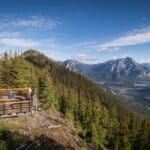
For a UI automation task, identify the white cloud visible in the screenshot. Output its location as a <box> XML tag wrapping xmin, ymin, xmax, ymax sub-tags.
<box><xmin>0</xmin><ymin>32</ymin><xmax>20</xmax><ymax>38</ymax></box>
<box><xmin>0</xmin><ymin>38</ymin><xmax>39</xmax><ymax>47</ymax></box>
<box><xmin>72</xmin><ymin>54</ymin><xmax>97</xmax><ymax>61</ymax></box>
<box><xmin>94</xmin><ymin>26</ymin><xmax>150</xmax><ymax>51</ymax></box>
<box><xmin>0</xmin><ymin>16</ymin><xmax>60</xmax><ymax>29</ymax></box>
<box><xmin>0</xmin><ymin>36</ymin><xmax>64</xmax><ymax>60</ymax></box>
<box><xmin>15</xmin><ymin>16</ymin><xmax>59</xmax><ymax>28</ymax></box>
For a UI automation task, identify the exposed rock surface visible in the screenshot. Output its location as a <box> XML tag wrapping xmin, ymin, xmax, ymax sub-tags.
<box><xmin>0</xmin><ymin>110</ymin><xmax>90</xmax><ymax>150</ymax></box>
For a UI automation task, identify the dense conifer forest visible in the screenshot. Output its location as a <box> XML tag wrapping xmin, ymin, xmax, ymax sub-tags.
<box><xmin>0</xmin><ymin>50</ymin><xmax>150</xmax><ymax>150</ymax></box>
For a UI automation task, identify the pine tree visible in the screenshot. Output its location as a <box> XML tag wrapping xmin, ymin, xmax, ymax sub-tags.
<box><xmin>120</xmin><ymin>118</ymin><xmax>131</xmax><ymax>150</ymax></box>
<box><xmin>11</xmin><ymin>56</ymin><xmax>30</xmax><ymax>87</ymax></box>
<box><xmin>38</xmin><ymin>71</ymin><xmax>57</xmax><ymax>109</ymax></box>
<box><xmin>136</xmin><ymin>119</ymin><xmax>150</xmax><ymax>150</ymax></box>
<box><xmin>1</xmin><ymin>52</ymin><xmax>13</xmax><ymax>88</ymax></box>
<box><xmin>45</xmin><ymin>76</ymin><xmax>57</xmax><ymax>109</ymax></box>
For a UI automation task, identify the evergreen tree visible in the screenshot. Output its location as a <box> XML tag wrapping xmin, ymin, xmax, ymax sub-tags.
<box><xmin>136</xmin><ymin>119</ymin><xmax>150</xmax><ymax>150</ymax></box>
<box><xmin>38</xmin><ymin>70</ymin><xmax>57</xmax><ymax>109</ymax></box>
<box><xmin>1</xmin><ymin>52</ymin><xmax>13</xmax><ymax>88</ymax></box>
<box><xmin>11</xmin><ymin>56</ymin><xmax>31</xmax><ymax>87</ymax></box>
<box><xmin>120</xmin><ymin>118</ymin><xmax>131</xmax><ymax>150</ymax></box>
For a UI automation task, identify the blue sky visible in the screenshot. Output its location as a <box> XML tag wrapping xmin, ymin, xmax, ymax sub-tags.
<box><xmin>0</xmin><ymin>0</ymin><xmax>150</xmax><ymax>63</ymax></box>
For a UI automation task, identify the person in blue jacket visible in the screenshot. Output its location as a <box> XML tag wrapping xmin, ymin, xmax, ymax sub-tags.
<box><xmin>8</xmin><ymin>91</ymin><xmax>14</xmax><ymax>99</ymax></box>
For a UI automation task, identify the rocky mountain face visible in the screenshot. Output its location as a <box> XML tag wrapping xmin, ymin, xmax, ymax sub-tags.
<box><xmin>62</xmin><ymin>60</ymin><xmax>81</xmax><ymax>72</ymax></box>
<box><xmin>62</xmin><ymin>57</ymin><xmax>150</xmax><ymax>83</ymax></box>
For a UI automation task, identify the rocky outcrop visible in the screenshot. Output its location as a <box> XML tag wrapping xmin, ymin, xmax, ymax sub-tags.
<box><xmin>0</xmin><ymin>110</ymin><xmax>90</xmax><ymax>150</ymax></box>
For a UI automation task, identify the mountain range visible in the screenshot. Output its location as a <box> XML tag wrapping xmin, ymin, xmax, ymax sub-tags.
<box><xmin>62</xmin><ymin>57</ymin><xmax>150</xmax><ymax>83</ymax></box>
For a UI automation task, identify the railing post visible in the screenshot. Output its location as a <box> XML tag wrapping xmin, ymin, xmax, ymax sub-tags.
<box><xmin>3</xmin><ymin>102</ymin><xmax>5</xmax><ymax>115</ymax></box>
<box><xmin>20</xmin><ymin>102</ymin><xmax>22</xmax><ymax>113</ymax></box>
<box><xmin>29</xmin><ymin>101</ymin><xmax>31</xmax><ymax>112</ymax></box>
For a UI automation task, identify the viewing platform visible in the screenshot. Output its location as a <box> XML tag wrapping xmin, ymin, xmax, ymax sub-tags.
<box><xmin>0</xmin><ymin>88</ymin><xmax>34</xmax><ymax>118</ymax></box>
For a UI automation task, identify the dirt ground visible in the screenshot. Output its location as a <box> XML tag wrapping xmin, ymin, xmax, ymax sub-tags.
<box><xmin>0</xmin><ymin>110</ymin><xmax>90</xmax><ymax>150</ymax></box>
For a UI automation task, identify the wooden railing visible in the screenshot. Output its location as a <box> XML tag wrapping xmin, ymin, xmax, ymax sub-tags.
<box><xmin>0</xmin><ymin>100</ymin><xmax>31</xmax><ymax>116</ymax></box>
<box><xmin>0</xmin><ymin>88</ymin><xmax>32</xmax><ymax>96</ymax></box>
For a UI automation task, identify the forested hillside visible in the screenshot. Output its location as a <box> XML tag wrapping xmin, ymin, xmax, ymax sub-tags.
<box><xmin>0</xmin><ymin>50</ymin><xmax>150</xmax><ymax>150</ymax></box>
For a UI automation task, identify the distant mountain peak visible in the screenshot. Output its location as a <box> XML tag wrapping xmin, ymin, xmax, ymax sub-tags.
<box><xmin>125</xmin><ymin>56</ymin><xmax>133</xmax><ymax>60</ymax></box>
<box><xmin>124</xmin><ymin>57</ymin><xmax>135</xmax><ymax>64</ymax></box>
<box><xmin>111</xmin><ymin>57</ymin><xmax>135</xmax><ymax>64</ymax></box>
<box><xmin>62</xmin><ymin>57</ymin><xmax>150</xmax><ymax>82</ymax></box>
<box><xmin>62</xmin><ymin>59</ymin><xmax>80</xmax><ymax>72</ymax></box>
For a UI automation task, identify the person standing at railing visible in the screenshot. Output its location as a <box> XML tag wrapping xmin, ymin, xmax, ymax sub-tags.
<box><xmin>7</xmin><ymin>91</ymin><xmax>14</xmax><ymax>109</ymax></box>
<box><xmin>8</xmin><ymin>91</ymin><xmax>14</xmax><ymax>99</ymax></box>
